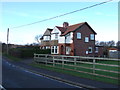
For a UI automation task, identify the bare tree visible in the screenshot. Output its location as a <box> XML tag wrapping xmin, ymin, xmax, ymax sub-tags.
<box><xmin>35</xmin><ymin>35</ymin><xmax>42</xmax><ymax>43</ymax></box>
<box><xmin>96</xmin><ymin>40</ymin><xmax>115</xmax><ymax>47</ymax></box>
<box><xmin>107</xmin><ymin>40</ymin><xmax>115</xmax><ymax>47</ymax></box>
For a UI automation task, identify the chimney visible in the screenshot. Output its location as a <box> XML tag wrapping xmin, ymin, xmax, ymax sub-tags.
<box><xmin>63</xmin><ymin>22</ymin><xmax>69</xmax><ymax>28</ymax></box>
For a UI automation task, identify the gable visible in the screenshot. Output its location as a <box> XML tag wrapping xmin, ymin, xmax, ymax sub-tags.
<box><xmin>61</xmin><ymin>22</ymin><xmax>85</xmax><ymax>36</ymax></box>
<box><xmin>83</xmin><ymin>22</ymin><xmax>97</xmax><ymax>34</ymax></box>
<box><xmin>51</xmin><ymin>26</ymin><xmax>61</xmax><ymax>34</ymax></box>
<box><xmin>43</xmin><ymin>28</ymin><xmax>53</xmax><ymax>36</ymax></box>
<box><xmin>74</xmin><ymin>22</ymin><xmax>97</xmax><ymax>35</ymax></box>
<box><xmin>61</xmin><ymin>22</ymin><xmax>97</xmax><ymax>36</ymax></box>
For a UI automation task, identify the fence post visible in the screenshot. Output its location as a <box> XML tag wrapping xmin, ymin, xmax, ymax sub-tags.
<box><xmin>45</xmin><ymin>54</ymin><xmax>48</xmax><ymax>58</ymax></box>
<box><xmin>62</xmin><ymin>56</ymin><xmax>64</xmax><ymax>68</ymax></box>
<box><xmin>34</xmin><ymin>53</ymin><xmax>35</xmax><ymax>62</ymax></box>
<box><xmin>45</xmin><ymin>54</ymin><xmax>47</xmax><ymax>65</ymax></box>
<box><xmin>93</xmin><ymin>58</ymin><xmax>96</xmax><ymax>74</ymax></box>
<box><xmin>53</xmin><ymin>56</ymin><xmax>55</xmax><ymax>67</ymax></box>
<box><xmin>74</xmin><ymin>57</ymin><xmax>76</xmax><ymax>70</ymax></box>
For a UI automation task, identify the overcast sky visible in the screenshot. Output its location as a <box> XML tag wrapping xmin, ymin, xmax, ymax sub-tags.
<box><xmin>0</xmin><ymin>1</ymin><xmax>118</xmax><ymax>45</ymax></box>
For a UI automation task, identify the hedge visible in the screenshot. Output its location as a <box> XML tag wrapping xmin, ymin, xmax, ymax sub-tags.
<box><xmin>9</xmin><ymin>46</ymin><xmax>51</xmax><ymax>58</ymax></box>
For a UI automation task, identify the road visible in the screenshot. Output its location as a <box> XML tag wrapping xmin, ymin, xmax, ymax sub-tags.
<box><xmin>2</xmin><ymin>59</ymin><xmax>82</xmax><ymax>89</ymax></box>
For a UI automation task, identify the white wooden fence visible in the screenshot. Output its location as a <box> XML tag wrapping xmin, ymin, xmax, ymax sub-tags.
<box><xmin>34</xmin><ymin>54</ymin><xmax>120</xmax><ymax>80</ymax></box>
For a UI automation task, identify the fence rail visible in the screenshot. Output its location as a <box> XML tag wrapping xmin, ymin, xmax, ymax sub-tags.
<box><xmin>34</xmin><ymin>54</ymin><xmax>120</xmax><ymax>80</ymax></box>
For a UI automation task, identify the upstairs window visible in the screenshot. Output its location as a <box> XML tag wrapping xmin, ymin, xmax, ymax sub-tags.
<box><xmin>90</xmin><ymin>34</ymin><xmax>94</xmax><ymax>40</ymax></box>
<box><xmin>85</xmin><ymin>37</ymin><xmax>89</xmax><ymax>42</ymax></box>
<box><xmin>77</xmin><ymin>32</ymin><xmax>81</xmax><ymax>39</ymax></box>
<box><xmin>44</xmin><ymin>36</ymin><xmax>50</xmax><ymax>40</ymax></box>
<box><xmin>55</xmin><ymin>34</ymin><xmax>58</xmax><ymax>40</ymax></box>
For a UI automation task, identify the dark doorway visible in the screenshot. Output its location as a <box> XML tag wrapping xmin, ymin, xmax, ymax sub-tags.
<box><xmin>61</xmin><ymin>45</ymin><xmax>64</xmax><ymax>55</ymax></box>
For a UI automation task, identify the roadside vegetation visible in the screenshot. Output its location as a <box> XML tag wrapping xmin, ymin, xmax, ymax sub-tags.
<box><xmin>2</xmin><ymin>46</ymin><xmax>119</xmax><ymax>85</ymax></box>
<box><xmin>4</xmin><ymin>46</ymin><xmax>50</xmax><ymax>59</ymax></box>
<box><xmin>30</xmin><ymin>60</ymin><xmax>120</xmax><ymax>85</ymax></box>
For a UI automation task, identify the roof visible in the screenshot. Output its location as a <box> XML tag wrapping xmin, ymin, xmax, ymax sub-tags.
<box><xmin>56</xmin><ymin>26</ymin><xmax>66</xmax><ymax>34</ymax></box>
<box><xmin>40</xmin><ymin>28</ymin><xmax>53</xmax><ymax>40</ymax></box>
<box><xmin>108</xmin><ymin>48</ymin><xmax>118</xmax><ymax>51</ymax></box>
<box><xmin>43</xmin><ymin>28</ymin><xmax>53</xmax><ymax>36</ymax></box>
<box><xmin>59</xmin><ymin>22</ymin><xmax>97</xmax><ymax>36</ymax></box>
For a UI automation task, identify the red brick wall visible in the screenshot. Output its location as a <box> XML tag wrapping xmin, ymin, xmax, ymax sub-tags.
<box><xmin>73</xmin><ymin>24</ymin><xmax>95</xmax><ymax>56</ymax></box>
<box><xmin>58</xmin><ymin>43</ymin><xmax>74</xmax><ymax>56</ymax></box>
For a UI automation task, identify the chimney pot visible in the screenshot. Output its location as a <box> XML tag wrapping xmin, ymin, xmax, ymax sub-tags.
<box><xmin>63</xmin><ymin>22</ymin><xmax>69</xmax><ymax>28</ymax></box>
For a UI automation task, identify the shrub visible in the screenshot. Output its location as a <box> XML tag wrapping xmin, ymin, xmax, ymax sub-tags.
<box><xmin>9</xmin><ymin>46</ymin><xmax>51</xmax><ymax>58</ymax></box>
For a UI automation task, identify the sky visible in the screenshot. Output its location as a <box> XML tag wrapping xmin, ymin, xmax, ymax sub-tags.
<box><xmin>0</xmin><ymin>0</ymin><xmax>118</xmax><ymax>45</ymax></box>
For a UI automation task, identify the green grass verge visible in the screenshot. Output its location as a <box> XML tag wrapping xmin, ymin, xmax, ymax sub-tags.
<box><xmin>30</xmin><ymin>62</ymin><xmax>119</xmax><ymax>85</ymax></box>
<box><xmin>3</xmin><ymin>53</ymin><xmax>22</xmax><ymax>61</ymax></box>
<box><xmin>3</xmin><ymin>53</ymin><xmax>119</xmax><ymax>85</ymax></box>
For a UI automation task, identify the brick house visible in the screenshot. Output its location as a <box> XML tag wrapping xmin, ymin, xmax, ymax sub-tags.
<box><xmin>40</xmin><ymin>22</ymin><xmax>103</xmax><ymax>57</ymax></box>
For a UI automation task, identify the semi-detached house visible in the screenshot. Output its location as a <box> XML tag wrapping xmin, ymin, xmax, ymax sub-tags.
<box><xmin>40</xmin><ymin>22</ymin><xmax>103</xmax><ymax>57</ymax></box>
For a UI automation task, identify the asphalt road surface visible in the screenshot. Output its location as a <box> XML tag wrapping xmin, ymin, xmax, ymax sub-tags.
<box><xmin>2</xmin><ymin>59</ymin><xmax>82</xmax><ymax>89</ymax></box>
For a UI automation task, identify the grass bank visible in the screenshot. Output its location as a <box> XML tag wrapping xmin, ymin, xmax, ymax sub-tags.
<box><xmin>30</xmin><ymin>62</ymin><xmax>119</xmax><ymax>85</ymax></box>
<box><xmin>3</xmin><ymin>53</ymin><xmax>21</xmax><ymax>61</ymax></box>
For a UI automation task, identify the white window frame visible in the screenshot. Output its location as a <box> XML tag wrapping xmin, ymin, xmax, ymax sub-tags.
<box><xmin>77</xmin><ymin>32</ymin><xmax>81</xmax><ymax>39</ymax></box>
<box><xmin>44</xmin><ymin>36</ymin><xmax>50</xmax><ymax>41</ymax></box>
<box><xmin>95</xmin><ymin>47</ymin><xmax>98</xmax><ymax>53</ymax></box>
<box><xmin>51</xmin><ymin>46</ymin><xmax>54</xmax><ymax>54</ymax></box>
<box><xmin>55</xmin><ymin>46</ymin><xmax>58</xmax><ymax>54</ymax></box>
<box><xmin>55</xmin><ymin>34</ymin><xmax>58</xmax><ymax>40</ymax></box>
<box><xmin>85</xmin><ymin>37</ymin><xmax>89</xmax><ymax>42</ymax></box>
<box><xmin>90</xmin><ymin>34</ymin><xmax>94</xmax><ymax>40</ymax></box>
<box><xmin>88</xmin><ymin>47</ymin><xmax>92</xmax><ymax>53</ymax></box>
<box><xmin>51</xmin><ymin>46</ymin><xmax>59</xmax><ymax>54</ymax></box>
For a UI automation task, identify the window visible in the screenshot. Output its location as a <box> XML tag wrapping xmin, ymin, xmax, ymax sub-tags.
<box><xmin>85</xmin><ymin>37</ymin><xmax>89</xmax><ymax>42</ymax></box>
<box><xmin>88</xmin><ymin>47</ymin><xmax>92</xmax><ymax>53</ymax></box>
<box><xmin>44</xmin><ymin>36</ymin><xmax>50</xmax><ymax>40</ymax></box>
<box><xmin>52</xmin><ymin>46</ymin><xmax>54</xmax><ymax>53</ymax></box>
<box><xmin>46</xmin><ymin>46</ymin><xmax>50</xmax><ymax>49</ymax></box>
<box><xmin>95</xmin><ymin>47</ymin><xmax>98</xmax><ymax>53</ymax></box>
<box><xmin>51</xmin><ymin>46</ymin><xmax>58</xmax><ymax>54</ymax></box>
<box><xmin>55</xmin><ymin>34</ymin><xmax>58</xmax><ymax>40</ymax></box>
<box><xmin>55</xmin><ymin>46</ymin><xmax>58</xmax><ymax>53</ymax></box>
<box><xmin>77</xmin><ymin>32</ymin><xmax>81</xmax><ymax>39</ymax></box>
<box><xmin>86</xmin><ymin>51</ymin><xmax>88</xmax><ymax>54</ymax></box>
<box><xmin>90</xmin><ymin>34</ymin><xmax>94</xmax><ymax>40</ymax></box>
